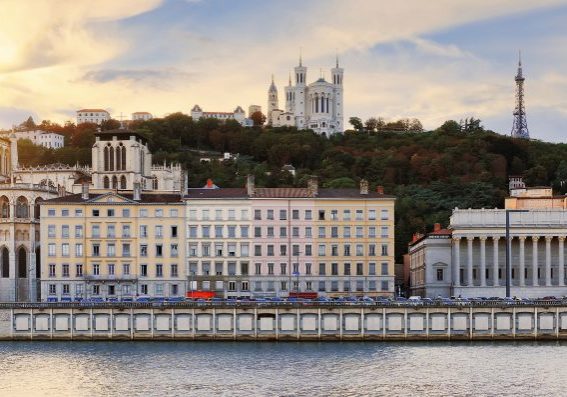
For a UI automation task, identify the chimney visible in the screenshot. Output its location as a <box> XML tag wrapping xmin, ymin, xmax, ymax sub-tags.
<box><xmin>246</xmin><ymin>175</ymin><xmax>255</xmax><ymax>197</ymax></box>
<box><xmin>433</xmin><ymin>223</ymin><xmax>441</xmax><ymax>232</ymax></box>
<box><xmin>81</xmin><ymin>183</ymin><xmax>89</xmax><ymax>200</ymax></box>
<box><xmin>133</xmin><ymin>182</ymin><xmax>141</xmax><ymax>201</ymax></box>
<box><xmin>376</xmin><ymin>185</ymin><xmax>384</xmax><ymax>195</ymax></box>
<box><xmin>307</xmin><ymin>176</ymin><xmax>318</xmax><ymax>197</ymax></box>
<box><xmin>359</xmin><ymin>179</ymin><xmax>369</xmax><ymax>195</ymax></box>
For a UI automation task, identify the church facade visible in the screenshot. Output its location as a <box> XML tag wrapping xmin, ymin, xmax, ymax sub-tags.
<box><xmin>268</xmin><ymin>57</ymin><xmax>344</xmax><ymax>136</ymax></box>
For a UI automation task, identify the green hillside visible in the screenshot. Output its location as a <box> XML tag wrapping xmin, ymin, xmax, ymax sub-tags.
<box><xmin>12</xmin><ymin>115</ymin><xmax>567</xmax><ymax>261</ymax></box>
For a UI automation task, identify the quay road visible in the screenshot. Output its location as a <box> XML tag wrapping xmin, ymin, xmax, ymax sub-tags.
<box><xmin>2</xmin><ymin>300</ymin><xmax>567</xmax><ymax>341</ymax></box>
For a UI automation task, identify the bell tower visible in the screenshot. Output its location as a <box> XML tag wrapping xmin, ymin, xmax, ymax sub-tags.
<box><xmin>267</xmin><ymin>75</ymin><xmax>278</xmax><ymax>125</ymax></box>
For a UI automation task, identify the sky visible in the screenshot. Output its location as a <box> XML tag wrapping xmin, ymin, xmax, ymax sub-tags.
<box><xmin>1</xmin><ymin>0</ymin><xmax>567</xmax><ymax>142</ymax></box>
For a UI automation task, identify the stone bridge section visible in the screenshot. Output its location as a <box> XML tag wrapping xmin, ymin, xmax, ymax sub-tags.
<box><xmin>1</xmin><ymin>305</ymin><xmax>567</xmax><ymax>340</ymax></box>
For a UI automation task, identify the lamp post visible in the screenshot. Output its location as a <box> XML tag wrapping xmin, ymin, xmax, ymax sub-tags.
<box><xmin>505</xmin><ymin>209</ymin><xmax>529</xmax><ymax>298</ymax></box>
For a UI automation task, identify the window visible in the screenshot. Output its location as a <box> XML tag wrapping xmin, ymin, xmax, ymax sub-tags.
<box><xmin>92</xmin><ymin>209</ymin><xmax>100</xmax><ymax>217</ymax></box>
<box><xmin>107</xmin><ymin>209</ymin><xmax>115</xmax><ymax>217</ymax></box>
<box><xmin>280</xmin><ymin>263</ymin><xmax>287</xmax><ymax>275</ymax></box>
<box><xmin>49</xmin><ymin>284</ymin><xmax>56</xmax><ymax>295</ymax></box>
<box><xmin>305</xmin><ymin>210</ymin><xmax>312</xmax><ymax>220</ymax></box>
<box><xmin>48</xmin><ymin>264</ymin><xmax>56</xmax><ymax>277</ymax></box>
<box><xmin>202</xmin><ymin>226</ymin><xmax>210</xmax><ymax>238</ymax></box>
<box><xmin>60</xmin><ymin>243</ymin><xmax>69</xmax><ymax>257</ymax></box>
<box><xmin>107</xmin><ymin>224</ymin><xmax>115</xmax><ymax>238</ymax></box>
<box><xmin>228</xmin><ymin>226</ymin><xmax>236</xmax><ymax>238</ymax></box>
<box><xmin>267</xmin><ymin>209</ymin><xmax>274</xmax><ymax>220</ymax></box>
<box><xmin>267</xmin><ymin>245</ymin><xmax>274</xmax><ymax>256</ymax></box>
<box><xmin>292</xmin><ymin>227</ymin><xmax>300</xmax><ymax>237</ymax></box>
<box><xmin>437</xmin><ymin>268</ymin><xmax>444</xmax><ymax>281</ymax></box>
<box><xmin>381</xmin><ymin>281</ymin><xmax>389</xmax><ymax>291</ymax></box>
<box><xmin>156</xmin><ymin>244</ymin><xmax>163</xmax><ymax>257</ymax></box>
<box><xmin>255</xmin><ymin>227</ymin><xmax>262</xmax><ymax>238</ymax></box>
<box><xmin>156</xmin><ymin>264</ymin><xmax>163</xmax><ymax>277</ymax></box>
<box><xmin>92</xmin><ymin>225</ymin><xmax>100</xmax><ymax>238</ymax></box>
<box><xmin>107</xmin><ymin>243</ymin><xmax>115</xmax><ymax>257</ymax></box>
<box><xmin>215</xmin><ymin>209</ymin><xmax>222</xmax><ymax>220</ymax></box>
<box><xmin>268</xmin><ymin>263</ymin><xmax>274</xmax><ymax>275</ymax></box>
<box><xmin>140</xmin><ymin>245</ymin><xmax>148</xmax><ymax>257</ymax></box>
<box><xmin>305</xmin><ymin>227</ymin><xmax>312</xmax><ymax>238</ymax></box>
<box><xmin>75</xmin><ymin>209</ymin><xmax>83</xmax><ymax>216</ymax></box>
<box><xmin>202</xmin><ymin>210</ymin><xmax>209</xmax><ymax>220</ymax></box>
<box><xmin>381</xmin><ymin>263</ymin><xmax>389</xmax><ymax>275</ymax></box>
<box><xmin>381</xmin><ymin>226</ymin><xmax>389</xmax><ymax>238</ymax></box>
<box><xmin>267</xmin><ymin>227</ymin><xmax>274</xmax><ymax>237</ymax></box>
<box><xmin>241</xmin><ymin>244</ymin><xmax>249</xmax><ymax>256</ymax></box>
<box><xmin>254</xmin><ymin>210</ymin><xmax>261</xmax><ymax>220</ymax></box>
<box><xmin>292</xmin><ymin>209</ymin><xmax>299</xmax><ymax>220</ymax></box>
<box><xmin>331</xmin><ymin>210</ymin><xmax>338</xmax><ymax>220</ymax></box>
<box><xmin>292</xmin><ymin>244</ymin><xmax>300</xmax><ymax>256</ymax></box>
<box><xmin>318</xmin><ymin>210</ymin><xmax>325</xmax><ymax>220</ymax></box>
<box><xmin>189</xmin><ymin>226</ymin><xmax>198</xmax><ymax>238</ymax></box>
<box><xmin>344</xmin><ymin>263</ymin><xmax>351</xmax><ymax>276</ymax></box>
<box><xmin>155</xmin><ymin>284</ymin><xmax>164</xmax><ymax>295</ymax></box>
<box><xmin>75</xmin><ymin>244</ymin><xmax>83</xmax><ymax>257</ymax></box>
<box><xmin>381</xmin><ymin>209</ymin><xmax>389</xmax><ymax>220</ymax></box>
<box><xmin>318</xmin><ymin>227</ymin><xmax>325</xmax><ymax>238</ymax></box>
<box><xmin>140</xmin><ymin>264</ymin><xmax>148</xmax><ymax>277</ymax></box>
<box><xmin>188</xmin><ymin>244</ymin><xmax>197</xmax><ymax>257</ymax></box>
<box><xmin>122</xmin><ymin>225</ymin><xmax>130</xmax><ymax>238</ymax></box>
<box><xmin>356</xmin><ymin>244</ymin><xmax>364</xmax><ymax>256</ymax></box>
<box><xmin>122</xmin><ymin>209</ymin><xmax>130</xmax><ymax>217</ymax></box>
<box><xmin>369</xmin><ymin>263</ymin><xmax>376</xmax><ymax>276</ymax></box>
<box><xmin>368</xmin><ymin>227</ymin><xmax>376</xmax><ymax>238</ymax></box>
<box><xmin>305</xmin><ymin>244</ymin><xmax>312</xmax><ymax>256</ymax></box>
<box><xmin>281</xmin><ymin>281</ymin><xmax>287</xmax><ymax>291</ymax></box>
<box><xmin>62</xmin><ymin>209</ymin><xmax>69</xmax><ymax>217</ymax></box>
<box><xmin>155</xmin><ymin>209</ymin><xmax>163</xmax><ymax>217</ymax></box>
<box><xmin>305</xmin><ymin>263</ymin><xmax>312</xmax><ymax>275</ymax></box>
<box><xmin>108</xmin><ymin>263</ymin><xmax>115</xmax><ymax>276</ymax></box>
<box><xmin>92</xmin><ymin>285</ymin><xmax>100</xmax><ymax>295</ymax></box>
<box><xmin>76</xmin><ymin>264</ymin><xmax>83</xmax><ymax>277</ymax></box>
<box><xmin>356</xmin><ymin>227</ymin><xmax>363</xmax><ymax>238</ymax></box>
<box><xmin>280</xmin><ymin>227</ymin><xmax>287</xmax><ymax>238</ymax></box>
<box><xmin>140</xmin><ymin>209</ymin><xmax>148</xmax><ymax>218</ymax></box>
<box><xmin>381</xmin><ymin>244</ymin><xmax>388</xmax><ymax>256</ymax></box>
<box><xmin>331</xmin><ymin>227</ymin><xmax>338</xmax><ymax>238</ymax></box>
<box><xmin>93</xmin><ymin>264</ymin><xmax>100</xmax><ymax>275</ymax></box>
<box><xmin>140</xmin><ymin>225</ymin><xmax>148</xmax><ymax>238</ymax></box>
<box><xmin>241</xmin><ymin>209</ymin><xmax>249</xmax><ymax>220</ymax></box>
<box><xmin>356</xmin><ymin>210</ymin><xmax>363</xmax><ymax>221</ymax></box>
<box><xmin>123</xmin><ymin>263</ymin><xmax>130</xmax><ymax>276</ymax></box>
<box><xmin>171</xmin><ymin>244</ymin><xmax>178</xmax><ymax>257</ymax></box>
<box><xmin>92</xmin><ymin>244</ymin><xmax>100</xmax><ymax>257</ymax></box>
<box><xmin>189</xmin><ymin>210</ymin><xmax>197</xmax><ymax>220</ymax></box>
<box><xmin>343</xmin><ymin>210</ymin><xmax>351</xmax><ymax>221</ymax></box>
<box><xmin>170</xmin><ymin>209</ymin><xmax>178</xmax><ymax>218</ymax></box>
<box><xmin>48</xmin><ymin>225</ymin><xmax>56</xmax><ymax>238</ymax></box>
<box><xmin>140</xmin><ymin>284</ymin><xmax>148</xmax><ymax>294</ymax></box>
<box><xmin>368</xmin><ymin>210</ymin><xmax>376</xmax><ymax>220</ymax></box>
<box><xmin>171</xmin><ymin>264</ymin><xmax>178</xmax><ymax>277</ymax></box>
<box><xmin>279</xmin><ymin>210</ymin><xmax>287</xmax><ymax>220</ymax></box>
<box><xmin>331</xmin><ymin>245</ymin><xmax>338</xmax><ymax>256</ymax></box>
<box><xmin>171</xmin><ymin>284</ymin><xmax>179</xmax><ymax>296</ymax></box>
<box><xmin>228</xmin><ymin>209</ymin><xmax>235</xmax><ymax>220</ymax></box>
<box><xmin>122</xmin><ymin>243</ymin><xmax>131</xmax><ymax>257</ymax></box>
<box><xmin>255</xmin><ymin>263</ymin><xmax>262</xmax><ymax>275</ymax></box>
<box><xmin>369</xmin><ymin>244</ymin><xmax>376</xmax><ymax>256</ymax></box>
<box><xmin>48</xmin><ymin>209</ymin><xmax>56</xmax><ymax>217</ymax></box>
<box><xmin>319</xmin><ymin>263</ymin><xmax>326</xmax><ymax>275</ymax></box>
<box><xmin>75</xmin><ymin>225</ymin><xmax>83</xmax><ymax>238</ymax></box>
<box><xmin>344</xmin><ymin>244</ymin><xmax>351</xmax><ymax>256</ymax></box>
<box><xmin>280</xmin><ymin>245</ymin><xmax>287</xmax><ymax>256</ymax></box>
<box><xmin>241</xmin><ymin>226</ymin><xmax>249</xmax><ymax>238</ymax></box>
<box><xmin>331</xmin><ymin>263</ymin><xmax>338</xmax><ymax>276</ymax></box>
<box><xmin>228</xmin><ymin>281</ymin><xmax>236</xmax><ymax>292</ymax></box>
<box><xmin>254</xmin><ymin>245</ymin><xmax>261</xmax><ymax>256</ymax></box>
<box><xmin>155</xmin><ymin>225</ymin><xmax>163</xmax><ymax>238</ymax></box>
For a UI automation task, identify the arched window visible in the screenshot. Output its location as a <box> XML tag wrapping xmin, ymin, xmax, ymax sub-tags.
<box><xmin>103</xmin><ymin>176</ymin><xmax>110</xmax><ymax>189</ymax></box>
<box><xmin>109</xmin><ymin>146</ymin><xmax>115</xmax><ymax>171</ymax></box>
<box><xmin>152</xmin><ymin>178</ymin><xmax>159</xmax><ymax>190</ymax></box>
<box><xmin>16</xmin><ymin>196</ymin><xmax>29</xmax><ymax>218</ymax></box>
<box><xmin>121</xmin><ymin>145</ymin><xmax>126</xmax><ymax>171</ymax></box>
<box><xmin>116</xmin><ymin>144</ymin><xmax>122</xmax><ymax>171</ymax></box>
<box><xmin>34</xmin><ymin>197</ymin><xmax>43</xmax><ymax>220</ymax></box>
<box><xmin>35</xmin><ymin>247</ymin><xmax>41</xmax><ymax>279</ymax></box>
<box><xmin>104</xmin><ymin>145</ymin><xmax>110</xmax><ymax>171</ymax></box>
<box><xmin>120</xmin><ymin>175</ymin><xmax>127</xmax><ymax>190</ymax></box>
<box><xmin>326</xmin><ymin>97</ymin><xmax>330</xmax><ymax>113</ymax></box>
<box><xmin>1</xmin><ymin>246</ymin><xmax>8</xmax><ymax>278</ymax></box>
<box><xmin>112</xmin><ymin>176</ymin><xmax>118</xmax><ymax>189</ymax></box>
<box><xmin>17</xmin><ymin>246</ymin><xmax>27</xmax><ymax>278</ymax></box>
<box><xmin>0</xmin><ymin>196</ymin><xmax>9</xmax><ymax>218</ymax></box>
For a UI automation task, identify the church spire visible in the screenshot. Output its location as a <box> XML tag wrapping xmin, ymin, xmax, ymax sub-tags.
<box><xmin>299</xmin><ymin>47</ymin><xmax>303</xmax><ymax>67</ymax></box>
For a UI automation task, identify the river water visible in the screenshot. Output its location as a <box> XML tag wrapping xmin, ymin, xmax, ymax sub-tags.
<box><xmin>0</xmin><ymin>341</ymin><xmax>565</xmax><ymax>396</ymax></box>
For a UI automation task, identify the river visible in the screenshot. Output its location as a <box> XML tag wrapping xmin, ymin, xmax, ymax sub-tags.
<box><xmin>0</xmin><ymin>341</ymin><xmax>565</xmax><ymax>396</ymax></box>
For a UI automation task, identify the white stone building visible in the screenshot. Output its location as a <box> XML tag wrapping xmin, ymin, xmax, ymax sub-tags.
<box><xmin>132</xmin><ymin>112</ymin><xmax>153</xmax><ymax>121</ymax></box>
<box><xmin>268</xmin><ymin>56</ymin><xmax>344</xmax><ymax>135</ymax></box>
<box><xmin>3</xmin><ymin>130</ymin><xmax>64</xmax><ymax>149</ymax></box>
<box><xmin>76</xmin><ymin>109</ymin><xmax>110</xmax><ymax>125</ymax></box>
<box><xmin>191</xmin><ymin>105</ymin><xmax>252</xmax><ymax>127</ymax></box>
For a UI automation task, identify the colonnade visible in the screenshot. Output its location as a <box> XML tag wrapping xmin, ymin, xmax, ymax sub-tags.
<box><xmin>452</xmin><ymin>235</ymin><xmax>566</xmax><ymax>288</ymax></box>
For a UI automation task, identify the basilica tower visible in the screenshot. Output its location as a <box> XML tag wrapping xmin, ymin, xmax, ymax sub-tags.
<box><xmin>331</xmin><ymin>56</ymin><xmax>344</xmax><ymax>133</ymax></box>
<box><xmin>267</xmin><ymin>75</ymin><xmax>278</xmax><ymax>125</ymax></box>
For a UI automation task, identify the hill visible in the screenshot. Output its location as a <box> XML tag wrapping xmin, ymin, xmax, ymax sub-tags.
<box><xmin>13</xmin><ymin>114</ymin><xmax>567</xmax><ymax>261</ymax></box>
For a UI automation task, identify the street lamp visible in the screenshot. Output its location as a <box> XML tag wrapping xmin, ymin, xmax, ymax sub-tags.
<box><xmin>505</xmin><ymin>209</ymin><xmax>529</xmax><ymax>298</ymax></box>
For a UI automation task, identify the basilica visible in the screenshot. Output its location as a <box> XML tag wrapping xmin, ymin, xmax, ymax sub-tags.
<box><xmin>268</xmin><ymin>56</ymin><xmax>344</xmax><ymax>136</ymax></box>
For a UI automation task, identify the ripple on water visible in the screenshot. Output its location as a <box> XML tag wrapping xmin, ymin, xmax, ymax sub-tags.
<box><xmin>1</xmin><ymin>341</ymin><xmax>566</xmax><ymax>397</ymax></box>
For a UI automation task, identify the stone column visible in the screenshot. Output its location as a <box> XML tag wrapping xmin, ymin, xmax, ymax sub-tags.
<box><xmin>559</xmin><ymin>237</ymin><xmax>565</xmax><ymax>287</ymax></box>
<box><xmin>453</xmin><ymin>238</ymin><xmax>460</xmax><ymax>287</ymax></box>
<box><xmin>479</xmin><ymin>237</ymin><xmax>487</xmax><ymax>287</ymax></box>
<box><xmin>532</xmin><ymin>237</ymin><xmax>539</xmax><ymax>286</ymax></box>
<box><xmin>545</xmin><ymin>237</ymin><xmax>552</xmax><ymax>286</ymax></box>
<box><xmin>223</xmin><ymin>261</ymin><xmax>228</xmax><ymax>276</ymax></box>
<box><xmin>519</xmin><ymin>237</ymin><xmax>526</xmax><ymax>287</ymax></box>
<box><xmin>467</xmin><ymin>237</ymin><xmax>474</xmax><ymax>286</ymax></box>
<box><xmin>197</xmin><ymin>261</ymin><xmax>203</xmax><ymax>276</ymax></box>
<box><xmin>492</xmin><ymin>237</ymin><xmax>499</xmax><ymax>287</ymax></box>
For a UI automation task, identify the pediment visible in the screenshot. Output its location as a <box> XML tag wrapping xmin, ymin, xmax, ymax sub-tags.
<box><xmin>88</xmin><ymin>192</ymin><xmax>136</xmax><ymax>204</ymax></box>
<box><xmin>431</xmin><ymin>261</ymin><xmax>449</xmax><ymax>267</ymax></box>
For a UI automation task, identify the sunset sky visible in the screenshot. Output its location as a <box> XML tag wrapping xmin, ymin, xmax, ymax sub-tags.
<box><xmin>1</xmin><ymin>0</ymin><xmax>566</xmax><ymax>141</ymax></box>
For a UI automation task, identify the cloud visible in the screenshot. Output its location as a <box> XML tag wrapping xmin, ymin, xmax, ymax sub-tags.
<box><xmin>81</xmin><ymin>68</ymin><xmax>194</xmax><ymax>88</ymax></box>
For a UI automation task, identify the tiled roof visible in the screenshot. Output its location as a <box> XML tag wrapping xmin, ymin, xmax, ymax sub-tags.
<box><xmin>77</xmin><ymin>109</ymin><xmax>108</xmax><ymax>113</ymax></box>
<box><xmin>43</xmin><ymin>193</ymin><xmax>183</xmax><ymax>204</ymax></box>
<box><xmin>253</xmin><ymin>188</ymin><xmax>311</xmax><ymax>198</ymax></box>
<box><xmin>183</xmin><ymin>187</ymin><xmax>395</xmax><ymax>200</ymax></box>
<box><xmin>185</xmin><ymin>188</ymin><xmax>248</xmax><ymax>199</ymax></box>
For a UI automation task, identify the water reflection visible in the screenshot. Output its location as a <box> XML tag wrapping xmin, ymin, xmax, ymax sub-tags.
<box><xmin>0</xmin><ymin>342</ymin><xmax>565</xmax><ymax>397</ymax></box>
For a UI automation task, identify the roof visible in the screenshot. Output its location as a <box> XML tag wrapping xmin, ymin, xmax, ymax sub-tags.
<box><xmin>43</xmin><ymin>192</ymin><xmax>183</xmax><ymax>204</ymax></box>
<box><xmin>132</xmin><ymin>112</ymin><xmax>151</xmax><ymax>115</ymax></box>
<box><xmin>409</xmin><ymin>228</ymin><xmax>452</xmax><ymax>247</ymax></box>
<box><xmin>95</xmin><ymin>129</ymin><xmax>146</xmax><ymax>142</ymax></box>
<box><xmin>77</xmin><ymin>109</ymin><xmax>108</xmax><ymax>113</ymax></box>
<box><xmin>183</xmin><ymin>187</ymin><xmax>395</xmax><ymax>200</ymax></box>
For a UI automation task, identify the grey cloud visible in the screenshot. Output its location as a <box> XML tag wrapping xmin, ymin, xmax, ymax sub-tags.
<box><xmin>80</xmin><ymin>68</ymin><xmax>194</xmax><ymax>88</ymax></box>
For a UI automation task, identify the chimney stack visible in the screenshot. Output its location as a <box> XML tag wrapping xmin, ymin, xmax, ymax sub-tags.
<box><xmin>376</xmin><ymin>185</ymin><xmax>384</xmax><ymax>195</ymax></box>
<box><xmin>433</xmin><ymin>223</ymin><xmax>441</xmax><ymax>232</ymax></box>
<box><xmin>359</xmin><ymin>179</ymin><xmax>369</xmax><ymax>195</ymax></box>
<box><xmin>246</xmin><ymin>175</ymin><xmax>255</xmax><ymax>197</ymax></box>
<box><xmin>81</xmin><ymin>183</ymin><xmax>89</xmax><ymax>200</ymax></box>
<box><xmin>307</xmin><ymin>176</ymin><xmax>319</xmax><ymax>197</ymax></box>
<box><xmin>133</xmin><ymin>182</ymin><xmax>141</xmax><ymax>201</ymax></box>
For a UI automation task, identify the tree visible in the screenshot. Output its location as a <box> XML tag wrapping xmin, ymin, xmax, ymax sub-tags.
<box><xmin>349</xmin><ymin>117</ymin><xmax>363</xmax><ymax>131</ymax></box>
<box><xmin>436</xmin><ymin>120</ymin><xmax>461</xmax><ymax>134</ymax></box>
<box><xmin>408</xmin><ymin>118</ymin><xmax>423</xmax><ymax>132</ymax></box>
<box><xmin>250</xmin><ymin>111</ymin><xmax>266</xmax><ymax>127</ymax></box>
<box><xmin>365</xmin><ymin>117</ymin><xmax>378</xmax><ymax>132</ymax></box>
<box><xmin>100</xmin><ymin>119</ymin><xmax>121</xmax><ymax>131</ymax></box>
<box><xmin>19</xmin><ymin>116</ymin><xmax>36</xmax><ymax>131</ymax></box>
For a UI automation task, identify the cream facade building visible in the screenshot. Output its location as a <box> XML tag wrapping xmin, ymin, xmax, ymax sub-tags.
<box><xmin>1</xmin><ymin>130</ymin><xmax>64</xmax><ymax>149</ymax></box>
<box><xmin>76</xmin><ymin>109</ymin><xmax>110</xmax><ymax>125</ymax></box>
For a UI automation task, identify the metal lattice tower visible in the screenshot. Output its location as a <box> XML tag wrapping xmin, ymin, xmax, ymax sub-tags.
<box><xmin>511</xmin><ymin>51</ymin><xmax>530</xmax><ymax>139</ymax></box>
